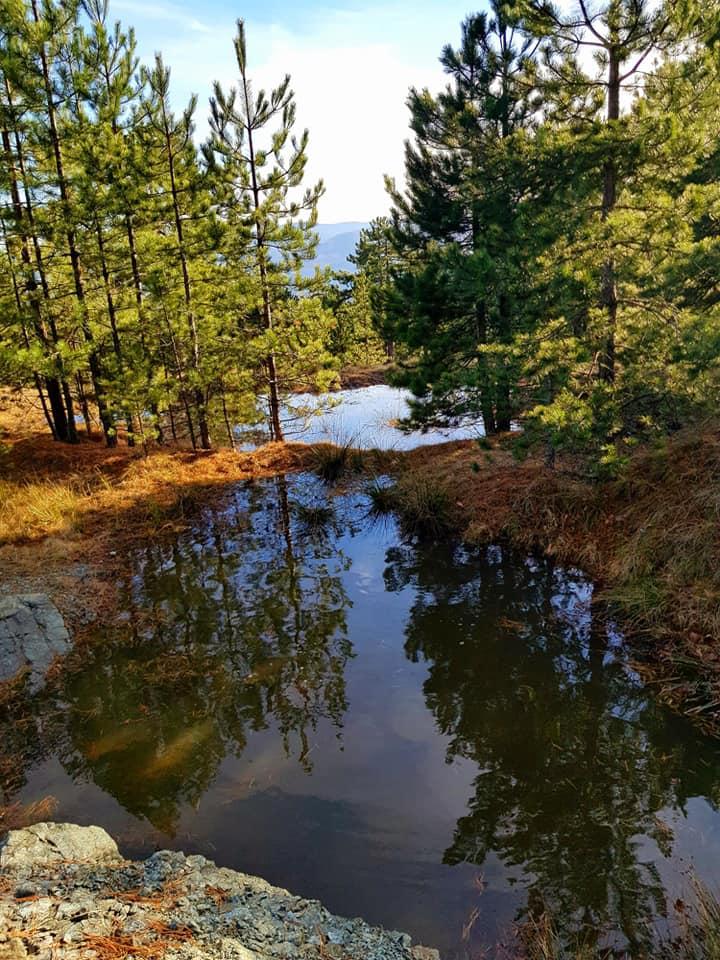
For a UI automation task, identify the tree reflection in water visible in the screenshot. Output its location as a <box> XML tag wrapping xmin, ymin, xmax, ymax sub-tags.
<box><xmin>4</xmin><ymin>479</ymin><xmax>720</xmax><ymax>957</ymax></box>
<box><xmin>384</xmin><ymin>539</ymin><xmax>720</xmax><ymax>954</ymax></box>
<box><xmin>58</xmin><ymin>475</ymin><xmax>354</xmax><ymax>832</ymax></box>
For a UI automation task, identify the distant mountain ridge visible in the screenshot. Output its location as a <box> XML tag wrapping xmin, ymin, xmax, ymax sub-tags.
<box><xmin>304</xmin><ymin>222</ymin><xmax>370</xmax><ymax>275</ymax></box>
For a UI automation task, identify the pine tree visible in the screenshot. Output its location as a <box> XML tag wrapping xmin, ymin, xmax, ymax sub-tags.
<box><xmin>0</xmin><ymin>0</ymin><xmax>79</xmax><ymax>441</ymax></box>
<box><xmin>139</xmin><ymin>55</ymin><xmax>212</xmax><ymax>449</ymax></box>
<box><xmin>349</xmin><ymin>217</ymin><xmax>397</xmax><ymax>360</ymax></box>
<box><xmin>386</xmin><ymin>2</ymin><xmax>541</xmax><ymax>433</ymax></box>
<box><xmin>74</xmin><ymin>0</ymin><xmax>145</xmax><ymax>445</ymax></box>
<box><xmin>523</xmin><ymin>0</ymin><xmax>683</xmax><ymax>386</ymax></box>
<box><xmin>206</xmin><ymin>19</ymin><xmax>327</xmax><ymax>441</ymax></box>
<box><xmin>513</xmin><ymin>0</ymin><xmax>717</xmax><ymax>464</ymax></box>
<box><xmin>27</xmin><ymin>0</ymin><xmax>116</xmax><ymax>444</ymax></box>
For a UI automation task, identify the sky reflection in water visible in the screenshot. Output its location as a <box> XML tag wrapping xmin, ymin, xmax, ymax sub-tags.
<box><xmin>239</xmin><ymin>384</ymin><xmax>485</xmax><ymax>450</ymax></box>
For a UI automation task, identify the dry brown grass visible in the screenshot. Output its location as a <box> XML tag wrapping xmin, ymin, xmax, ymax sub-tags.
<box><xmin>338</xmin><ymin>364</ymin><xmax>393</xmax><ymax>389</ymax></box>
<box><xmin>0</xmin><ymin>389</ymin><xmax>318</xmax><ymax>629</ymax></box>
<box><xmin>83</xmin><ymin>924</ymin><xmax>193</xmax><ymax>959</ymax></box>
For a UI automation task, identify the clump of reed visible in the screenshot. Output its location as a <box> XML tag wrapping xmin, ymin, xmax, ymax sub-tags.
<box><xmin>518</xmin><ymin>913</ymin><xmax>598</xmax><ymax>960</ymax></box>
<box><xmin>657</xmin><ymin>880</ymin><xmax>720</xmax><ymax>960</ymax></box>
<box><xmin>295</xmin><ymin>502</ymin><xmax>336</xmax><ymax>530</ymax></box>
<box><xmin>366</xmin><ymin>477</ymin><xmax>398</xmax><ymax>515</ymax></box>
<box><xmin>311</xmin><ymin>438</ymin><xmax>365</xmax><ymax>484</ymax></box>
<box><xmin>366</xmin><ymin>471</ymin><xmax>454</xmax><ymax>538</ymax></box>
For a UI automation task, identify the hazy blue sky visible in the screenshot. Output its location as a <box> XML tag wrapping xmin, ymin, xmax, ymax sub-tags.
<box><xmin>111</xmin><ymin>0</ymin><xmax>478</xmax><ymax>221</ymax></box>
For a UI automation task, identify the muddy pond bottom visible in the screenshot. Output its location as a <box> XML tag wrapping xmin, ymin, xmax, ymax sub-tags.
<box><xmin>6</xmin><ymin>474</ymin><xmax>720</xmax><ymax>958</ymax></box>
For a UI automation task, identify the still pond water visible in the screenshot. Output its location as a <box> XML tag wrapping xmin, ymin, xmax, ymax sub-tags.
<box><xmin>239</xmin><ymin>384</ymin><xmax>485</xmax><ymax>449</ymax></box>
<box><xmin>7</xmin><ymin>473</ymin><xmax>720</xmax><ymax>957</ymax></box>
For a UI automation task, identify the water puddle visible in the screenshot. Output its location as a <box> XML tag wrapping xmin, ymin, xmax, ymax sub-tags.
<box><xmin>4</xmin><ymin>474</ymin><xmax>720</xmax><ymax>957</ymax></box>
<box><xmin>238</xmin><ymin>384</ymin><xmax>484</xmax><ymax>449</ymax></box>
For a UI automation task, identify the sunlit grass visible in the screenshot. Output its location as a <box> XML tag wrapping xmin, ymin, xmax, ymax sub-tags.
<box><xmin>0</xmin><ymin>478</ymin><xmax>87</xmax><ymax>542</ymax></box>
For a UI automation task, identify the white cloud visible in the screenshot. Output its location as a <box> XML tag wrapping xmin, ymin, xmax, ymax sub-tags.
<box><xmin>130</xmin><ymin>6</ymin><xmax>448</xmax><ymax>221</ymax></box>
<box><xmin>112</xmin><ymin>0</ymin><xmax>213</xmax><ymax>34</ymax></box>
<box><xmin>249</xmin><ymin>31</ymin><xmax>444</xmax><ymax>221</ymax></box>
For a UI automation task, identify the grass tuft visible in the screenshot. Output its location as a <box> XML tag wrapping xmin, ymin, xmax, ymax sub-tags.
<box><xmin>395</xmin><ymin>474</ymin><xmax>453</xmax><ymax>538</ymax></box>
<box><xmin>366</xmin><ymin>477</ymin><xmax>398</xmax><ymax>514</ymax></box>
<box><xmin>367</xmin><ymin>472</ymin><xmax>454</xmax><ymax>539</ymax></box>
<box><xmin>295</xmin><ymin>502</ymin><xmax>335</xmax><ymax>529</ymax></box>
<box><xmin>311</xmin><ymin>440</ymin><xmax>365</xmax><ymax>484</ymax></box>
<box><xmin>0</xmin><ymin>478</ymin><xmax>86</xmax><ymax>542</ymax></box>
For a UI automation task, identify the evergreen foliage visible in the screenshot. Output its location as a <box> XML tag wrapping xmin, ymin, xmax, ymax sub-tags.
<box><xmin>4</xmin><ymin>0</ymin><xmax>720</xmax><ymax>466</ymax></box>
<box><xmin>383</xmin><ymin>0</ymin><xmax>720</xmax><ymax>467</ymax></box>
<box><xmin>0</xmin><ymin>3</ymin><xmax>334</xmax><ymax>447</ymax></box>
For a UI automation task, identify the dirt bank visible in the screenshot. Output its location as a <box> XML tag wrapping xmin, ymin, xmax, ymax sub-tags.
<box><xmin>394</xmin><ymin>428</ymin><xmax>720</xmax><ymax>731</ymax></box>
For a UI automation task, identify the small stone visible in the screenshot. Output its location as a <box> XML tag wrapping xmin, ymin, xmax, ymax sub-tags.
<box><xmin>13</xmin><ymin>884</ymin><xmax>37</xmax><ymax>900</ymax></box>
<box><xmin>218</xmin><ymin>941</ymin><xmax>260</xmax><ymax>960</ymax></box>
<box><xmin>411</xmin><ymin>949</ymin><xmax>441</xmax><ymax>960</ymax></box>
<box><xmin>61</xmin><ymin>925</ymin><xmax>85</xmax><ymax>944</ymax></box>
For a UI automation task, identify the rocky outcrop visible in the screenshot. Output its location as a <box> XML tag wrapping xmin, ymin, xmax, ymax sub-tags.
<box><xmin>0</xmin><ymin>823</ymin><xmax>120</xmax><ymax>872</ymax></box>
<box><xmin>0</xmin><ymin>823</ymin><xmax>440</xmax><ymax>960</ymax></box>
<box><xmin>0</xmin><ymin>595</ymin><xmax>70</xmax><ymax>692</ymax></box>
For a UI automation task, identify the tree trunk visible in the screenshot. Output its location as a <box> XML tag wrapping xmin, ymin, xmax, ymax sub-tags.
<box><xmin>31</xmin><ymin>0</ymin><xmax>115</xmax><ymax>446</ymax></box>
<box><xmin>3</xmin><ymin>224</ymin><xmax>58</xmax><ymax>438</ymax></box>
<box><xmin>163</xmin><ymin>309</ymin><xmax>197</xmax><ymax>449</ymax></box>
<box><xmin>76</xmin><ymin>374</ymin><xmax>93</xmax><ymax>438</ymax></box>
<box><xmin>495</xmin><ymin>293</ymin><xmax>512</xmax><ymax>432</ymax></box>
<box><xmin>221</xmin><ymin>385</ymin><xmax>236</xmax><ymax>450</ymax></box>
<box><xmin>96</xmin><ymin>219</ymin><xmax>135</xmax><ymax>445</ymax></box>
<box><xmin>1</xmin><ymin>123</ymin><xmax>74</xmax><ymax>442</ymax></box>
<box><xmin>475</xmin><ymin>300</ymin><xmax>497</xmax><ymax>435</ymax></box>
<box><xmin>160</xmin><ymin>103</ymin><xmax>211</xmax><ymax>450</ymax></box>
<box><xmin>240</xmin><ymin>69</ymin><xmax>284</xmax><ymax>442</ymax></box>
<box><xmin>6</xmin><ymin>88</ymin><xmax>77</xmax><ymax>441</ymax></box>
<box><xmin>125</xmin><ymin>213</ymin><xmax>162</xmax><ymax>440</ymax></box>
<box><xmin>599</xmin><ymin>47</ymin><xmax>620</xmax><ymax>384</ymax></box>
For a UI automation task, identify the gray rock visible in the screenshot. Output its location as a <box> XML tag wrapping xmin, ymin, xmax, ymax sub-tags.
<box><xmin>0</xmin><ymin>823</ymin><xmax>121</xmax><ymax>871</ymax></box>
<box><xmin>0</xmin><ymin>595</ymin><xmax>70</xmax><ymax>691</ymax></box>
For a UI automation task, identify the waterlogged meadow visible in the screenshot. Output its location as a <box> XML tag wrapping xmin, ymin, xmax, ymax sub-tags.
<box><xmin>5</xmin><ymin>475</ymin><xmax>720</xmax><ymax>958</ymax></box>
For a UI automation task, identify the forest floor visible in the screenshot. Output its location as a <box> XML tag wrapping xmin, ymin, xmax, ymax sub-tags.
<box><xmin>1</xmin><ymin>387</ymin><xmax>719</xmax><ymax>731</ymax></box>
<box><xmin>0</xmin><ymin>390</ymin><xmax>319</xmax><ymax>634</ymax></box>
<box><xmin>338</xmin><ymin>363</ymin><xmax>394</xmax><ymax>389</ymax></box>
